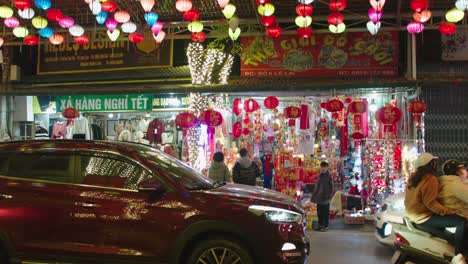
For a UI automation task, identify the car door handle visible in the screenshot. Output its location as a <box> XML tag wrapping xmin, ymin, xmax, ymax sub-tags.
<box><xmin>76</xmin><ymin>202</ymin><xmax>101</xmax><ymax>208</ymax></box>
<box><xmin>0</xmin><ymin>194</ymin><xmax>13</xmax><ymax>199</ymax></box>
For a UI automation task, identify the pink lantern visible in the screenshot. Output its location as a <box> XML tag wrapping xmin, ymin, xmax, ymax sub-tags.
<box><xmin>114</xmin><ymin>10</ymin><xmax>130</xmax><ymax>23</ymax></box>
<box><xmin>368</xmin><ymin>8</ymin><xmax>383</xmax><ymax>23</ymax></box>
<box><xmin>58</xmin><ymin>17</ymin><xmax>75</xmax><ymax>29</ymax></box>
<box><xmin>217</xmin><ymin>0</ymin><xmax>229</xmax><ymax>8</ymax></box>
<box><xmin>151</xmin><ymin>21</ymin><xmax>164</xmax><ymax>35</ymax></box>
<box><xmin>49</xmin><ymin>33</ymin><xmax>64</xmax><ymax>45</ymax></box>
<box><xmin>407</xmin><ymin>21</ymin><xmax>424</xmax><ymax>34</ymax></box>
<box><xmin>140</xmin><ymin>0</ymin><xmax>155</xmax><ymax>12</ymax></box>
<box><xmin>105</xmin><ymin>17</ymin><xmax>118</xmax><ymax>32</ymax></box>
<box><xmin>175</xmin><ymin>0</ymin><xmax>192</xmax><ymax>12</ymax></box>
<box><xmin>153</xmin><ymin>30</ymin><xmax>166</xmax><ymax>43</ymax></box>
<box><xmin>4</xmin><ymin>17</ymin><xmax>20</xmax><ymax>28</ymax></box>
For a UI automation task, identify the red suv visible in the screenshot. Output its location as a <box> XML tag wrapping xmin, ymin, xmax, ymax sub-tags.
<box><xmin>0</xmin><ymin>140</ymin><xmax>309</xmax><ymax>264</ymax></box>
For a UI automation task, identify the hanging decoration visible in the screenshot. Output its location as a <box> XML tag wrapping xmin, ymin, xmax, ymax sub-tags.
<box><xmin>153</xmin><ymin>30</ymin><xmax>166</xmax><ymax>43</ymax></box>
<box><xmin>144</xmin><ymin>12</ymin><xmax>159</xmax><ymax>27</ymax></box>
<box><xmin>191</xmin><ymin>32</ymin><xmax>206</xmax><ymax>42</ymax></box>
<box><xmin>13</xmin><ymin>26</ymin><xmax>29</xmax><ymax>38</ymax></box>
<box><xmin>58</xmin><ymin>16</ymin><xmax>75</xmax><ymax>29</ymax></box>
<box><xmin>128</xmin><ymin>32</ymin><xmax>144</xmax><ymax>43</ymax></box>
<box><xmin>101</xmin><ymin>0</ymin><xmax>117</xmax><ymax>12</ymax></box>
<box><xmin>18</xmin><ymin>8</ymin><xmax>35</xmax><ymax>19</ymax></box>
<box><xmin>375</xmin><ymin>104</ymin><xmax>402</xmax><ymax>138</ymax></box>
<box><xmin>96</xmin><ymin>11</ymin><xmax>108</xmax><ymax>24</ymax></box>
<box><xmin>439</xmin><ymin>22</ymin><xmax>456</xmax><ymax>35</ymax></box>
<box><xmin>74</xmin><ymin>35</ymin><xmax>89</xmax><ymax>45</ymax></box>
<box><xmin>455</xmin><ymin>0</ymin><xmax>468</xmax><ymax>11</ymax></box>
<box><xmin>0</xmin><ymin>6</ymin><xmax>14</xmax><ymax>18</ymax></box>
<box><xmin>367</xmin><ymin>0</ymin><xmax>385</xmax><ymax>36</ymax></box>
<box><xmin>264</xmin><ymin>96</ymin><xmax>279</xmax><ymax>110</ymax></box>
<box><xmin>408</xmin><ymin>0</ymin><xmax>430</xmax><ymax>34</ymax></box>
<box><xmin>140</xmin><ymin>0</ymin><xmax>155</xmax><ymax>12</ymax></box>
<box><xmin>175</xmin><ymin>0</ymin><xmax>192</xmax><ymax>12</ymax></box>
<box><xmin>24</xmin><ymin>35</ymin><xmax>39</xmax><ymax>46</ymax></box>
<box><xmin>445</xmin><ymin>8</ymin><xmax>464</xmax><ymax>23</ymax></box>
<box><xmin>121</xmin><ymin>21</ymin><xmax>137</xmax><ymax>33</ymax></box>
<box><xmin>256</xmin><ymin>0</ymin><xmax>280</xmax><ymax>38</ymax></box>
<box><xmin>105</xmin><ymin>17</ymin><xmax>118</xmax><ymax>32</ymax></box>
<box><xmin>34</xmin><ymin>0</ymin><xmax>51</xmax><ymax>10</ymax></box>
<box><xmin>69</xmin><ymin>25</ymin><xmax>85</xmax><ymax>37</ymax></box>
<box><xmin>232</xmin><ymin>98</ymin><xmax>242</xmax><ymax>115</ymax></box>
<box><xmin>175</xmin><ymin>111</ymin><xmax>198</xmax><ymax>128</ymax></box>
<box><xmin>107</xmin><ymin>29</ymin><xmax>120</xmax><ymax>41</ymax></box>
<box><xmin>46</xmin><ymin>9</ymin><xmax>63</xmax><ymax>21</ymax></box>
<box><xmin>295</xmin><ymin>3</ymin><xmax>313</xmax><ymax>38</ymax></box>
<box><xmin>220</xmin><ymin>2</ymin><xmax>241</xmax><ymax>41</ymax></box>
<box><xmin>49</xmin><ymin>33</ymin><xmax>64</xmax><ymax>45</ymax></box>
<box><xmin>39</xmin><ymin>27</ymin><xmax>53</xmax><ymax>38</ymax></box>
<box><xmin>114</xmin><ymin>10</ymin><xmax>130</xmax><ymax>24</ymax></box>
<box><xmin>407</xmin><ymin>100</ymin><xmax>426</xmax><ymax>125</ymax></box>
<box><xmin>328</xmin><ymin>0</ymin><xmax>346</xmax><ymax>34</ymax></box>
<box><xmin>407</xmin><ymin>21</ymin><xmax>424</xmax><ymax>34</ymax></box>
<box><xmin>4</xmin><ymin>17</ymin><xmax>20</xmax><ymax>28</ymax></box>
<box><xmin>14</xmin><ymin>0</ymin><xmax>31</xmax><ymax>10</ymax></box>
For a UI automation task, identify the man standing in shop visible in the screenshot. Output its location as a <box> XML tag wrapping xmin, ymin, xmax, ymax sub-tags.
<box><xmin>311</xmin><ymin>161</ymin><xmax>334</xmax><ymax>232</ymax></box>
<box><xmin>232</xmin><ymin>148</ymin><xmax>261</xmax><ymax>186</ymax></box>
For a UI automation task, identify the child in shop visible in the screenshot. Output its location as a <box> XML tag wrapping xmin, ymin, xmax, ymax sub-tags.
<box><xmin>208</xmin><ymin>152</ymin><xmax>232</xmax><ymax>183</ymax></box>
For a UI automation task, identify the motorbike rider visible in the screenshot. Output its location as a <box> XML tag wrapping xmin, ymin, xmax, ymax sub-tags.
<box><xmin>405</xmin><ymin>153</ymin><xmax>466</xmax><ymax>255</ymax></box>
<box><xmin>440</xmin><ymin>160</ymin><xmax>468</xmax><ymax>219</ymax></box>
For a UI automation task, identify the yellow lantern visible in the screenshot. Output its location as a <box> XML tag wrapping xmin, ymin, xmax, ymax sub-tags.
<box><xmin>13</xmin><ymin>27</ymin><xmax>29</xmax><ymax>38</ymax></box>
<box><xmin>0</xmin><ymin>6</ymin><xmax>14</xmax><ymax>18</ymax></box>
<box><xmin>188</xmin><ymin>20</ymin><xmax>204</xmax><ymax>33</ymax></box>
<box><xmin>329</xmin><ymin>23</ymin><xmax>346</xmax><ymax>34</ymax></box>
<box><xmin>258</xmin><ymin>3</ymin><xmax>275</xmax><ymax>16</ymax></box>
<box><xmin>222</xmin><ymin>3</ymin><xmax>236</xmax><ymax>19</ymax></box>
<box><xmin>32</xmin><ymin>16</ymin><xmax>48</xmax><ymax>29</ymax></box>
<box><xmin>445</xmin><ymin>8</ymin><xmax>464</xmax><ymax>23</ymax></box>
<box><xmin>295</xmin><ymin>16</ymin><xmax>312</xmax><ymax>28</ymax></box>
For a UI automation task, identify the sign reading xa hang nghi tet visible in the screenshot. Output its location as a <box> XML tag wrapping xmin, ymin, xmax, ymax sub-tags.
<box><xmin>241</xmin><ymin>31</ymin><xmax>398</xmax><ymax>78</ymax></box>
<box><xmin>37</xmin><ymin>31</ymin><xmax>173</xmax><ymax>74</ymax></box>
<box><xmin>56</xmin><ymin>94</ymin><xmax>153</xmax><ymax>112</ymax></box>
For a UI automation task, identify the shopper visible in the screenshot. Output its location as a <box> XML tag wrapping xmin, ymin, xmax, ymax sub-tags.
<box><xmin>208</xmin><ymin>152</ymin><xmax>232</xmax><ymax>183</ymax></box>
<box><xmin>232</xmin><ymin>148</ymin><xmax>261</xmax><ymax>186</ymax></box>
<box><xmin>405</xmin><ymin>153</ymin><xmax>466</xmax><ymax>255</ymax></box>
<box><xmin>440</xmin><ymin>160</ymin><xmax>468</xmax><ymax>219</ymax></box>
<box><xmin>311</xmin><ymin>161</ymin><xmax>334</xmax><ymax>232</ymax></box>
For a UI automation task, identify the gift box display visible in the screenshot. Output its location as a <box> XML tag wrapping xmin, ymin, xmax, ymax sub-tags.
<box><xmin>343</xmin><ymin>211</ymin><xmax>365</xmax><ymax>225</ymax></box>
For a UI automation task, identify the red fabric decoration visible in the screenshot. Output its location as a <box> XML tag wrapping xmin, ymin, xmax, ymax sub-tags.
<box><xmin>439</xmin><ymin>22</ymin><xmax>456</xmax><ymax>35</ymax></box>
<box><xmin>266</xmin><ymin>25</ymin><xmax>282</xmax><ymax>38</ymax></box>
<box><xmin>24</xmin><ymin>35</ymin><xmax>38</xmax><ymax>46</ymax></box>
<box><xmin>264</xmin><ymin>96</ymin><xmax>279</xmax><ymax>109</ymax></box>
<box><xmin>129</xmin><ymin>33</ymin><xmax>144</xmax><ymax>43</ymax></box>
<box><xmin>232</xmin><ymin>98</ymin><xmax>242</xmax><ymax>115</ymax></box>
<box><xmin>320</xmin><ymin>102</ymin><xmax>328</xmax><ymax>109</ymax></box>
<box><xmin>329</xmin><ymin>0</ymin><xmax>347</xmax><ymax>11</ymax></box>
<box><xmin>348</xmin><ymin>101</ymin><xmax>367</xmax><ymax>114</ymax></box>
<box><xmin>232</xmin><ymin>122</ymin><xmax>242</xmax><ymax>138</ymax></box>
<box><xmin>326</xmin><ymin>99</ymin><xmax>344</xmax><ymax>112</ymax></box>
<box><xmin>296</xmin><ymin>4</ymin><xmax>313</xmax><ymax>16</ymax></box>
<box><xmin>47</xmin><ymin>9</ymin><xmax>63</xmax><ymax>22</ymax></box>
<box><xmin>284</xmin><ymin>106</ymin><xmax>301</xmax><ymax>118</ymax></box>
<box><xmin>175</xmin><ymin>111</ymin><xmax>198</xmax><ymax>128</ymax></box>
<box><xmin>327</xmin><ymin>12</ymin><xmax>344</xmax><ymax>25</ymax></box>
<box><xmin>191</xmin><ymin>32</ymin><xmax>206</xmax><ymax>42</ymax></box>
<box><xmin>300</xmin><ymin>104</ymin><xmax>310</xmax><ymax>130</ymax></box>
<box><xmin>101</xmin><ymin>1</ymin><xmax>118</xmax><ymax>12</ymax></box>
<box><xmin>345</xmin><ymin>97</ymin><xmax>352</xmax><ymax>104</ymax></box>
<box><xmin>14</xmin><ymin>0</ymin><xmax>31</xmax><ymax>10</ymax></box>
<box><xmin>288</xmin><ymin>119</ymin><xmax>296</xmax><ymax>127</ymax></box>
<box><xmin>261</xmin><ymin>16</ymin><xmax>276</xmax><ymax>27</ymax></box>
<box><xmin>244</xmin><ymin>99</ymin><xmax>259</xmax><ymax>113</ymax></box>
<box><xmin>74</xmin><ymin>35</ymin><xmax>89</xmax><ymax>45</ymax></box>
<box><xmin>407</xmin><ymin>100</ymin><xmax>427</xmax><ymax>123</ymax></box>
<box><xmin>183</xmin><ymin>9</ymin><xmax>200</xmax><ymax>21</ymax></box>
<box><xmin>410</xmin><ymin>0</ymin><xmax>428</xmax><ymax>12</ymax></box>
<box><xmin>351</xmin><ymin>132</ymin><xmax>364</xmax><ymax>140</ymax></box>
<box><xmin>376</xmin><ymin>105</ymin><xmax>402</xmax><ymax>133</ymax></box>
<box><xmin>199</xmin><ymin>109</ymin><xmax>223</xmax><ymax>127</ymax></box>
<box><xmin>297</xmin><ymin>27</ymin><xmax>313</xmax><ymax>38</ymax></box>
<box><xmin>256</xmin><ymin>0</ymin><xmax>270</xmax><ymax>4</ymax></box>
<box><xmin>242</xmin><ymin>128</ymin><xmax>250</xmax><ymax>135</ymax></box>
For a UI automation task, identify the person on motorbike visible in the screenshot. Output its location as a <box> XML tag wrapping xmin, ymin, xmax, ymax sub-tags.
<box><xmin>405</xmin><ymin>153</ymin><xmax>466</xmax><ymax>255</ymax></box>
<box><xmin>440</xmin><ymin>160</ymin><xmax>468</xmax><ymax>219</ymax></box>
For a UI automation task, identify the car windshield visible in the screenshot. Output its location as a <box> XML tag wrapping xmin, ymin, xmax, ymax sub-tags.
<box><xmin>138</xmin><ymin>146</ymin><xmax>215</xmax><ymax>190</ymax></box>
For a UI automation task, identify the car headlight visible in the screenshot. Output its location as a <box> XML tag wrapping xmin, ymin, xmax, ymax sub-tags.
<box><xmin>248</xmin><ymin>205</ymin><xmax>303</xmax><ymax>223</ymax></box>
<box><xmin>384</xmin><ymin>223</ymin><xmax>392</xmax><ymax>237</ymax></box>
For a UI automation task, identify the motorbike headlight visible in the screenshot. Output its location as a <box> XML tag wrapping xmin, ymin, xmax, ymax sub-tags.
<box><xmin>384</xmin><ymin>223</ymin><xmax>393</xmax><ymax>237</ymax></box>
<box><xmin>248</xmin><ymin>205</ymin><xmax>303</xmax><ymax>223</ymax></box>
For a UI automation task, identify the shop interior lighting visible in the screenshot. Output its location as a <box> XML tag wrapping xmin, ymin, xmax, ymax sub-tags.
<box><xmin>108</xmin><ymin>113</ymin><xmax>114</xmax><ymax>118</ymax></box>
<box><xmin>281</xmin><ymin>243</ymin><xmax>297</xmax><ymax>251</ymax></box>
<box><xmin>369</xmin><ymin>99</ymin><xmax>378</xmax><ymax>112</ymax></box>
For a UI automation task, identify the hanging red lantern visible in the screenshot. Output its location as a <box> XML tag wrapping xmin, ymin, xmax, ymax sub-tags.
<box><xmin>284</xmin><ymin>106</ymin><xmax>301</xmax><ymax>119</ymax></box>
<box><xmin>296</xmin><ymin>4</ymin><xmax>313</xmax><ymax>16</ymax></box>
<box><xmin>199</xmin><ymin>109</ymin><xmax>223</xmax><ymax>127</ymax></box>
<box><xmin>242</xmin><ymin>128</ymin><xmax>250</xmax><ymax>136</ymax></box>
<box><xmin>129</xmin><ymin>32</ymin><xmax>144</xmax><ymax>43</ymax></box>
<box><xmin>244</xmin><ymin>99</ymin><xmax>259</xmax><ymax>113</ymax></box>
<box><xmin>329</xmin><ymin>0</ymin><xmax>347</xmax><ymax>11</ymax></box>
<box><xmin>351</xmin><ymin>132</ymin><xmax>364</xmax><ymax>140</ymax></box>
<box><xmin>62</xmin><ymin>107</ymin><xmax>79</xmax><ymax>119</ymax></box>
<box><xmin>297</xmin><ymin>27</ymin><xmax>313</xmax><ymax>38</ymax></box>
<box><xmin>264</xmin><ymin>96</ymin><xmax>279</xmax><ymax>109</ymax></box>
<box><xmin>320</xmin><ymin>102</ymin><xmax>328</xmax><ymax>109</ymax></box>
<box><xmin>266</xmin><ymin>25</ymin><xmax>281</xmax><ymax>38</ymax></box>
<box><xmin>74</xmin><ymin>35</ymin><xmax>89</xmax><ymax>45</ymax></box>
<box><xmin>232</xmin><ymin>98</ymin><xmax>242</xmax><ymax>115</ymax></box>
<box><xmin>14</xmin><ymin>0</ymin><xmax>31</xmax><ymax>10</ymax></box>
<box><xmin>407</xmin><ymin>100</ymin><xmax>427</xmax><ymax>123</ymax></box>
<box><xmin>376</xmin><ymin>104</ymin><xmax>402</xmax><ymax>131</ymax></box>
<box><xmin>191</xmin><ymin>32</ymin><xmax>206</xmax><ymax>42</ymax></box>
<box><xmin>242</xmin><ymin>117</ymin><xmax>251</xmax><ymax>125</ymax></box>
<box><xmin>410</xmin><ymin>0</ymin><xmax>428</xmax><ymax>12</ymax></box>
<box><xmin>46</xmin><ymin>9</ymin><xmax>63</xmax><ymax>22</ymax></box>
<box><xmin>183</xmin><ymin>9</ymin><xmax>200</xmax><ymax>21</ymax></box>
<box><xmin>232</xmin><ymin>122</ymin><xmax>242</xmax><ymax>138</ymax></box>
<box><xmin>260</xmin><ymin>15</ymin><xmax>276</xmax><ymax>27</ymax></box>
<box><xmin>23</xmin><ymin>35</ymin><xmax>39</xmax><ymax>46</ymax></box>
<box><xmin>327</xmin><ymin>12</ymin><xmax>344</xmax><ymax>25</ymax></box>
<box><xmin>256</xmin><ymin>0</ymin><xmax>270</xmax><ymax>4</ymax></box>
<box><xmin>175</xmin><ymin>111</ymin><xmax>198</xmax><ymax>128</ymax></box>
<box><xmin>101</xmin><ymin>1</ymin><xmax>118</xmax><ymax>12</ymax></box>
<box><xmin>349</xmin><ymin>101</ymin><xmax>367</xmax><ymax>113</ymax></box>
<box><xmin>326</xmin><ymin>99</ymin><xmax>344</xmax><ymax>112</ymax></box>
<box><xmin>439</xmin><ymin>22</ymin><xmax>456</xmax><ymax>35</ymax></box>
<box><xmin>345</xmin><ymin>97</ymin><xmax>352</xmax><ymax>104</ymax></box>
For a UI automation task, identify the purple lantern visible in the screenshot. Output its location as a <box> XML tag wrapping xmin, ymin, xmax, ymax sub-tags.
<box><xmin>151</xmin><ymin>21</ymin><xmax>164</xmax><ymax>35</ymax></box>
<box><xmin>4</xmin><ymin>17</ymin><xmax>20</xmax><ymax>28</ymax></box>
<box><xmin>368</xmin><ymin>8</ymin><xmax>383</xmax><ymax>23</ymax></box>
<box><xmin>407</xmin><ymin>21</ymin><xmax>424</xmax><ymax>34</ymax></box>
<box><xmin>59</xmin><ymin>16</ymin><xmax>75</xmax><ymax>28</ymax></box>
<box><xmin>105</xmin><ymin>17</ymin><xmax>118</xmax><ymax>32</ymax></box>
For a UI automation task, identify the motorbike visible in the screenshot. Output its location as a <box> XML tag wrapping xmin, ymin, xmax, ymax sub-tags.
<box><xmin>391</xmin><ymin>216</ymin><xmax>466</xmax><ymax>264</ymax></box>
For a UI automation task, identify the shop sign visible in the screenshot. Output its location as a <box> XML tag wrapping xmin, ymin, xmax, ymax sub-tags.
<box><xmin>152</xmin><ymin>95</ymin><xmax>190</xmax><ymax>110</ymax></box>
<box><xmin>37</xmin><ymin>31</ymin><xmax>173</xmax><ymax>74</ymax></box>
<box><xmin>240</xmin><ymin>32</ymin><xmax>398</xmax><ymax>77</ymax></box>
<box><xmin>56</xmin><ymin>94</ymin><xmax>153</xmax><ymax>112</ymax></box>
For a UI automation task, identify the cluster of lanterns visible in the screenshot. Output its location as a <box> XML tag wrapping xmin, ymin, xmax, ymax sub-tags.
<box><xmin>328</xmin><ymin>0</ymin><xmax>347</xmax><ymax>34</ymax></box>
<box><xmin>256</xmin><ymin>0</ymin><xmax>281</xmax><ymax>38</ymax></box>
<box><xmin>295</xmin><ymin>2</ymin><xmax>313</xmax><ymax>38</ymax></box>
<box><xmin>439</xmin><ymin>0</ymin><xmax>466</xmax><ymax>35</ymax></box>
<box><xmin>175</xmin><ymin>0</ymin><xmax>205</xmax><ymax>43</ymax></box>
<box><xmin>407</xmin><ymin>0</ymin><xmax>431</xmax><ymax>34</ymax></box>
<box><xmin>138</xmin><ymin>0</ymin><xmax>165</xmax><ymax>44</ymax></box>
<box><xmin>367</xmin><ymin>0</ymin><xmax>385</xmax><ymax>35</ymax></box>
<box><xmin>219</xmin><ymin>0</ymin><xmax>241</xmax><ymax>41</ymax></box>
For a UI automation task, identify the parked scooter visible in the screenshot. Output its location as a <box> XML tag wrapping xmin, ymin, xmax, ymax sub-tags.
<box><xmin>391</xmin><ymin>217</ymin><xmax>466</xmax><ymax>264</ymax></box>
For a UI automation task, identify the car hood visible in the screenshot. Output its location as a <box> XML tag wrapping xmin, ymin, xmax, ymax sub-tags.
<box><xmin>203</xmin><ymin>183</ymin><xmax>304</xmax><ymax>214</ymax></box>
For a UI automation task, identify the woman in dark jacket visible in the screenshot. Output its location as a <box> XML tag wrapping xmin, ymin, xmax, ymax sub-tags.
<box><xmin>311</xmin><ymin>161</ymin><xmax>334</xmax><ymax>232</ymax></box>
<box><xmin>232</xmin><ymin>148</ymin><xmax>261</xmax><ymax>186</ymax></box>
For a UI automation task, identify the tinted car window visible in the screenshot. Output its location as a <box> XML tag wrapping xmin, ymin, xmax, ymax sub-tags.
<box><xmin>0</xmin><ymin>156</ymin><xmax>7</xmax><ymax>175</ymax></box>
<box><xmin>79</xmin><ymin>155</ymin><xmax>151</xmax><ymax>190</ymax></box>
<box><xmin>7</xmin><ymin>154</ymin><xmax>73</xmax><ymax>183</ymax></box>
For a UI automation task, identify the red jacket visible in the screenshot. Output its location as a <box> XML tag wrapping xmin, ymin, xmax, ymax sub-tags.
<box><xmin>146</xmin><ymin>119</ymin><xmax>163</xmax><ymax>144</ymax></box>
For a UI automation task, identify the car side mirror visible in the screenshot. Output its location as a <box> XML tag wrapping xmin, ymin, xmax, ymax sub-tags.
<box><xmin>137</xmin><ymin>178</ymin><xmax>166</xmax><ymax>194</ymax></box>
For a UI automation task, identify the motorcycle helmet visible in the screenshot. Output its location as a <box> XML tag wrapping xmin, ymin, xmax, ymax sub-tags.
<box><xmin>415</xmin><ymin>153</ymin><xmax>438</xmax><ymax>169</ymax></box>
<box><xmin>442</xmin><ymin>159</ymin><xmax>466</xmax><ymax>175</ymax></box>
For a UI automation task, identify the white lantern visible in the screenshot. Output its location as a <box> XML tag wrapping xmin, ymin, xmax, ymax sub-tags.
<box><xmin>69</xmin><ymin>25</ymin><xmax>85</xmax><ymax>37</ymax></box>
<box><xmin>153</xmin><ymin>30</ymin><xmax>166</xmax><ymax>43</ymax></box>
<box><xmin>455</xmin><ymin>0</ymin><xmax>468</xmax><ymax>11</ymax></box>
<box><xmin>298</xmin><ymin>0</ymin><xmax>314</xmax><ymax>4</ymax></box>
<box><xmin>107</xmin><ymin>29</ymin><xmax>120</xmax><ymax>41</ymax></box>
<box><xmin>18</xmin><ymin>8</ymin><xmax>35</xmax><ymax>19</ymax></box>
<box><xmin>13</xmin><ymin>26</ymin><xmax>29</xmax><ymax>38</ymax></box>
<box><xmin>89</xmin><ymin>0</ymin><xmax>102</xmax><ymax>15</ymax></box>
<box><xmin>121</xmin><ymin>21</ymin><xmax>137</xmax><ymax>33</ymax></box>
<box><xmin>366</xmin><ymin>21</ymin><xmax>381</xmax><ymax>35</ymax></box>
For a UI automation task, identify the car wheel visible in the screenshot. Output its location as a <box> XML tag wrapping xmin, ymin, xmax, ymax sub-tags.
<box><xmin>186</xmin><ymin>238</ymin><xmax>254</xmax><ymax>264</ymax></box>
